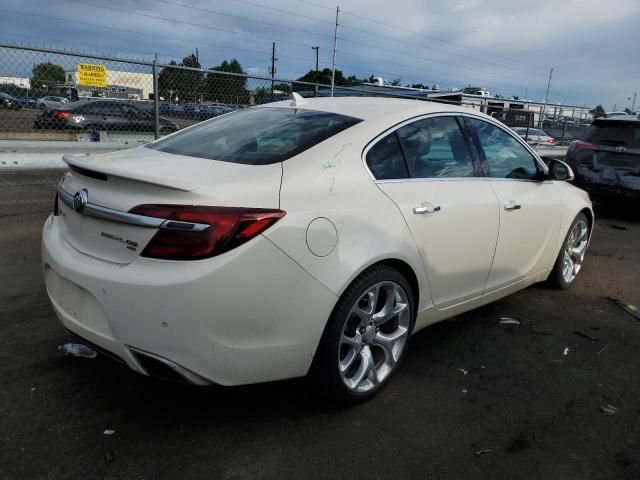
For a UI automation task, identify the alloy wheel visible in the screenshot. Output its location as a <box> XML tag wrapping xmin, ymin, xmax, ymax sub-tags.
<box><xmin>562</xmin><ymin>219</ymin><xmax>589</xmax><ymax>284</ymax></box>
<box><xmin>338</xmin><ymin>281</ymin><xmax>411</xmax><ymax>393</ymax></box>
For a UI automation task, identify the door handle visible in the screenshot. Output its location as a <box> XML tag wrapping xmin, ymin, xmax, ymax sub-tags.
<box><xmin>413</xmin><ymin>203</ymin><xmax>441</xmax><ymax>214</ymax></box>
<box><xmin>504</xmin><ymin>201</ymin><xmax>522</xmax><ymax>211</ymax></box>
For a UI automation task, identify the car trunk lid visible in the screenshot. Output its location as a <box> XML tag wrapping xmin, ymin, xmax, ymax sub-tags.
<box><xmin>58</xmin><ymin>147</ymin><xmax>282</xmax><ymax>264</ymax></box>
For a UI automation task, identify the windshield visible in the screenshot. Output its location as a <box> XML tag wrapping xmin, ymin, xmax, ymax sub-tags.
<box><xmin>147</xmin><ymin>107</ymin><xmax>361</xmax><ymax>165</ymax></box>
<box><xmin>584</xmin><ymin>121</ymin><xmax>640</xmax><ymax>149</ymax></box>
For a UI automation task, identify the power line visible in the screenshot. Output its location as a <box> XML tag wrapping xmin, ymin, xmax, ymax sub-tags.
<box><xmin>0</xmin><ymin>9</ymin><xmax>323</xmax><ymax>67</ymax></box>
<box><xmin>147</xmin><ymin>0</ymin><xmax>333</xmax><ymax>39</ymax></box>
<box><xmin>292</xmin><ymin>0</ymin><xmax>543</xmax><ymax>69</ymax></box>
<box><xmin>66</xmin><ymin>0</ymin><xmax>328</xmax><ymax>50</ymax></box>
<box><xmin>70</xmin><ymin>0</ymin><xmax>541</xmax><ymax>87</ymax></box>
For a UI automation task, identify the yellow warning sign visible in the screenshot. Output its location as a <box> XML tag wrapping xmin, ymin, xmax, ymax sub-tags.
<box><xmin>77</xmin><ymin>63</ymin><xmax>107</xmax><ymax>87</ymax></box>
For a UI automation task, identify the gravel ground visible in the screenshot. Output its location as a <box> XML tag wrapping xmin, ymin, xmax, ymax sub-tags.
<box><xmin>1</xmin><ymin>174</ymin><xmax>639</xmax><ymax>480</ymax></box>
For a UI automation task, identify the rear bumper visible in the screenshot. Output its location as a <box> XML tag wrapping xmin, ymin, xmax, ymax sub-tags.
<box><xmin>42</xmin><ymin>214</ymin><xmax>337</xmax><ymax>385</ymax></box>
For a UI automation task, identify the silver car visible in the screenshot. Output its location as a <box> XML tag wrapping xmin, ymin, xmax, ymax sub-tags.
<box><xmin>36</xmin><ymin>96</ymin><xmax>70</xmax><ymax>110</ymax></box>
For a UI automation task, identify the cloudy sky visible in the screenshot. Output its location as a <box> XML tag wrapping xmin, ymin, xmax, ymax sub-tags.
<box><xmin>1</xmin><ymin>0</ymin><xmax>638</xmax><ymax>108</ymax></box>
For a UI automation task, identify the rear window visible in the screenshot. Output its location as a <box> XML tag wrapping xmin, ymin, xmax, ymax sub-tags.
<box><xmin>584</xmin><ymin>121</ymin><xmax>640</xmax><ymax>149</ymax></box>
<box><xmin>147</xmin><ymin>107</ymin><xmax>362</xmax><ymax>165</ymax></box>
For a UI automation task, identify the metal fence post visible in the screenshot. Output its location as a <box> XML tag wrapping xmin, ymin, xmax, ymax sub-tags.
<box><xmin>153</xmin><ymin>54</ymin><xmax>160</xmax><ymax>140</ymax></box>
<box><xmin>561</xmin><ymin>118</ymin><xmax>568</xmax><ymax>145</ymax></box>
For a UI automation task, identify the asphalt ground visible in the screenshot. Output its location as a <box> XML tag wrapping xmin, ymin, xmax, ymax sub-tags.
<box><xmin>1</xmin><ymin>172</ymin><xmax>639</xmax><ymax>479</ymax></box>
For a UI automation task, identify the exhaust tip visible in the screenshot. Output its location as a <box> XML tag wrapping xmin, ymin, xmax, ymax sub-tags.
<box><xmin>128</xmin><ymin>347</ymin><xmax>212</xmax><ymax>386</ymax></box>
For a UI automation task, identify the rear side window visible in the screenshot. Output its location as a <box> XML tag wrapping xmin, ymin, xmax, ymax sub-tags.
<box><xmin>396</xmin><ymin>116</ymin><xmax>474</xmax><ymax>178</ymax></box>
<box><xmin>366</xmin><ymin>133</ymin><xmax>409</xmax><ymax>180</ymax></box>
<box><xmin>584</xmin><ymin>122</ymin><xmax>640</xmax><ymax>149</ymax></box>
<box><xmin>148</xmin><ymin>107</ymin><xmax>362</xmax><ymax>165</ymax></box>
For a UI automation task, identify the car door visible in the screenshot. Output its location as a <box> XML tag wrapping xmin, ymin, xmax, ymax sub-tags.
<box><xmin>464</xmin><ymin>116</ymin><xmax>563</xmax><ymax>292</ymax></box>
<box><xmin>371</xmin><ymin>115</ymin><xmax>500</xmax><ymax>308</ymax></box>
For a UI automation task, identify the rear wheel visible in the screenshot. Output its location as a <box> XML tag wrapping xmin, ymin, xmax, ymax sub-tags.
<box><xmin>550</xmin><ymin>212</ymin><xmax>589</xmax><ymax>289</ymax></box>
<box><xmin>311</xmin><ymin>265</ymin><xmax>415</xmax><ymax>403</ymax></box>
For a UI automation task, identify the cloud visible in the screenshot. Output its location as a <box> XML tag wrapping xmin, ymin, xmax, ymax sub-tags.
<box><xmin>0</xmin><ymin>0</ymin><xmax>638</xmax><ymax>108</ymax></box>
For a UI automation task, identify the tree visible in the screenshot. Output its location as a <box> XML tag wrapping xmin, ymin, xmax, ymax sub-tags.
<box><xmin>158</xmin><ymin>54</ymin><xmax>203</xmax><ymax>103</ymax></box>
<box><xmin>204</xmin><ymin>59</ymin><xmax>249</xmax><ymax>104</ymax></box>
<box><xmin>388</xmin><ymin>78</ymin><xmax>401</xmax><ymax>86</ymax></box>
<box><xmin>591</xmin><ymin>105</ymin><xmax>605</xmax><ymax>118</ymax></box>
<box><xmin>296</xmin><ymin>68</ymin><xmax>365</xmax><ymax>88</ymax></box>
<box><xmin>624</xmin><ymin>107</ymin><xmax>632</xmax><ymax>114</ymax></box>
<box><xmin>31</xmin><ymin>62</ymin><xmax>65</xmax><ymax>90</ymax></box>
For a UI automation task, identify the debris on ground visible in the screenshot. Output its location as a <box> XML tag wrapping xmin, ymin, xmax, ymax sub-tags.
<box><xmin>608</xmin><ymin>224</ymin><xmax>628</xmax><ymax>231</ymax></box>
<box><xmin>563</xmin><ymin>347</ymin><xmax>570</xmax><ymax>356</ymax></box>
<box><xmin>600</xmin><ymin>404</ymin><xmax>618</xmax><ymax>416</ymax></box>
<box><xmin>497</xmin><ymin>317</ymin><xmax>520</xmax><ymax>326</ymax></box>
<box><xmin>597</xmin><ymin>344</ymin><xmax>609</xmax><ymax>355</ymax></box>
<box><xmin>58</xmin><ymin>343</ymin><xmax>97</xmax><ymax>359</ymax></box>
<box><xmin>457</xmin><ymin>368</ymin><xmax>469</xmax><ymax>375</ymax></box>
<box><xmin>574</xmin><ymin>330</ymin><xmax>599</xmax><ymax>342</ymax></box>
<box><xmin>474</xmin><ymin>449</ymin><xmax>496</xmax><ymax>457</ymax></box>
<box><xmin>103</xmin><ymin>429</ymin><xmax>115</xmax><ymax>435</ymax></box>
<box><xmin>462</xmin><ymin>389</ymin><xmax>468</xmax><ymax>394</ymax></box>
<box><xmin>608</xmin><ymin>296</ymin><xmax>640</xmax><ymax>322</ymax></box>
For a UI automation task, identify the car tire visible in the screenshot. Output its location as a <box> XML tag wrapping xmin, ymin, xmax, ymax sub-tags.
<box><xmin>310</xmin><ymin>264</ymin><xmax>416</xmax><ymax>404</ymax></box>
<box><xmin>549</xmin><ymin>212</ymin><xmax>590</xmax><ymax>289</ymax></box>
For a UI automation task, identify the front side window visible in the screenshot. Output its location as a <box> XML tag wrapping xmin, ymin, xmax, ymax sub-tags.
<box><xmin>466</xmin><ymin>117</ymin><xmax>539</xmax><ymax>179</ymax></box>
<box><xmin>148</xmin><ymin>107</ymin><xmax>362</xmax><ymax>165</ymax></box>
<box><xmin>396</xmin><ymin>116</ymin><xmax>474</xmax><ymax>178</ymax></box>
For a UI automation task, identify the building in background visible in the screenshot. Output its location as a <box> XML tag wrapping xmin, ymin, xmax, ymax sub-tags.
<box><xmin>64</xmin><ymin>70</ymin><xmax>152</xmax><ymax>100</ymax></box>
<box><xmin>0</xmin><ymin>76</ymin><xmax>31</xmax><ymax>89</ymax></box>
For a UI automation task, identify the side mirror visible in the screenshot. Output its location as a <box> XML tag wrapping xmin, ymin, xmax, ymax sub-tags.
<box><xmin>547</xmin><ymin>159</ymin><xmax>574</xmax><ymax>181</ymax></box>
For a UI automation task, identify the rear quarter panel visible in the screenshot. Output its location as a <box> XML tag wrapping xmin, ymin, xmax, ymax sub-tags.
<box><xmin>263</xmin><ymin>124</ymin><xmax>433</xmax><ymax>314</ymax></box>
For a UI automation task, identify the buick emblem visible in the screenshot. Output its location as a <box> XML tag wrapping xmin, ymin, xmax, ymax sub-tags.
<box><xmin>615</xmin><ymin>146</ymin><xmax>626</xmax><ymax>153</ymax></box>
<box><xmin>73</xmin><ymin>189</ymin><xmax>88</xmax><ymax>213</ymax></box>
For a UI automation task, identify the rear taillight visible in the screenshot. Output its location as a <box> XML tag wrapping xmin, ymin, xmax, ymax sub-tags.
<box><xmin>548</xmin><ymin>138</ymin><xmax>556</xmax><ymax>144</ymax></box>
<box><xmin>54</xmin><ymin>111</ymin><xmax>71</xmax><ymax>120</ymax></box>
<box><xmin>129</xmin><ymin>205</ymin><xmax>286</xmax><ymax>260</ymax></box>
<box><xmin>568</xmin><ymin>140</ymin><xmax>596</xmax><ymax>152</ymax></box>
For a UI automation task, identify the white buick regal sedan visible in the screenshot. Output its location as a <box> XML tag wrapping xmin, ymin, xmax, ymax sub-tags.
<box><xmin>42</xmin><ymin>96</ymin><xmax>592</xmax><ymax>402</ymax></box>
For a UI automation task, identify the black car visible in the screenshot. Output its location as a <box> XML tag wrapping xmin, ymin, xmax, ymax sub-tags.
<box><xmin>565</xmin><ymin>117</ymin><xmax>640</xmax><ymax>199</ymax></box>
<box><xmin>0</xmin><ymin>92</ymin><xmax>22</xmax><ymax>110</ymax></box>
<box><xmin>34</xmin><ymin>100</ymin><xmax>179</xmax><ymax>133</ymax></box>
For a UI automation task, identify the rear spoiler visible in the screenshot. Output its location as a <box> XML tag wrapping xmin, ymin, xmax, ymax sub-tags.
<box><xmin>63</xmin><ymin>154</ymin><xmax>199</xmax><ymax>192</ymax></box>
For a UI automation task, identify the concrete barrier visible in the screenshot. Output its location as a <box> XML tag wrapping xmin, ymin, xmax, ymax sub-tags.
<box><xmin>0</xmin><ymin>140</ymin><xmax>145</xmax><ymax>170</ymax></box>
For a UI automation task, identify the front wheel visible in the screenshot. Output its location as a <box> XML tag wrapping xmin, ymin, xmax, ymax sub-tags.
<box><xmin>550</xmin><ymin>212</ymin><xmax>590</xmax><ymax>289</ymax></box>
<box><xmin>311</xmin><ymin>265</ymin><xmax>415</xmax><ymax>403</ymax></box>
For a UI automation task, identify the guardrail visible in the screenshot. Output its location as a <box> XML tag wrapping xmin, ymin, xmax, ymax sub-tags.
<box><xmin>0</xmin><ymin>140</ymin><xmax>142</xmax><ymax>169</ymax></box>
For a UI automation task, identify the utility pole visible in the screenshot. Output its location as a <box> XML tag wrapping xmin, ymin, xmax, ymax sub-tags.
<box><xmin>331</xmin><ymin>6</ymin><xmax>339</xmax><ymax>97</ymax></box>
<box><xmin>539</xmin><ymin>67</ymin><xmax>553</xmax><ymax>127</ymax></box>
<box><xmin>312</xmin><ymin>46</ymin><xmax>319</xmax><ymax>97</ymax></box>
<box><xmin>271</xmin><ymin>42</ymin><xmax>277</xmax><ymax>99</ymax></box>
<box><xmin>195</xmin><ymin>48</ymin><xmax>199</xmax><ymax>65</ymax></box>
<box><xmin>631</xmin><ymin>92</ymin><xmax>637</xmax><ymax>113</ymax></box>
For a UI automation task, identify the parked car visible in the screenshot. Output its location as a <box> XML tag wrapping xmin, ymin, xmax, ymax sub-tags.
<box><xmin>196</xmin><ymin>104</ymin><xmax>234</xmax><ymax>120</ymax></box>
<box><xmin>43</xmin><ymin>97</ymin><xmax>592</xmax><ymax>402</ymax></box>
<box><xmin>36</xmin><ymin>96</ymin><xmax>70</xmax><ymax>110</ymax></box>
<box><xmin>565</xmin><ymin>116</ymin><xmax>640</xmax><ymax>199</ymax></box>
<box><xmin>14</xmin><ymin>97</ymin><xmax>37</xmax><ymax>108</ymax></box>
<box><xmin>33</xmin><ymin>100</ymin><xmax>179</xmax><ymax>133</ymax></box>
<box><xmin>513</xmin><ymin>127</ymin><xmax>556</xmax><ymax>145</ymax></box>
<box><xmin>0</xmin><ymin>92</ymin><xmax>22</xmax><ymax>110</ymax></box>
<box><xmin>604</xmin><ymin>111</ymin><xmax>630</xmax><ymax>118</ymax></box>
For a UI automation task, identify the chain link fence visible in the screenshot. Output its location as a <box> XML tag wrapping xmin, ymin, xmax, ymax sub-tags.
<box><xmin>1</xmin><ymin>43</ymin><xmax>579</xmax><ymax>215</ymax></box>
<box><xmin>0</xmin><ymin>43</ymin><xmax>591</xmax><ymax>144</ymax></box>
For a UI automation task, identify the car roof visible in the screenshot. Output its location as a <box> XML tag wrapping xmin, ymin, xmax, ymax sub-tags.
<box><xmin>258</xmin><ymin>96</ymin><xmax>472</xmax><ymax>121</ymax></box>
<box><xmin>594</xmin><ymin>116</ymin><xmax>640</xmax><ymax>124</ymax></box>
